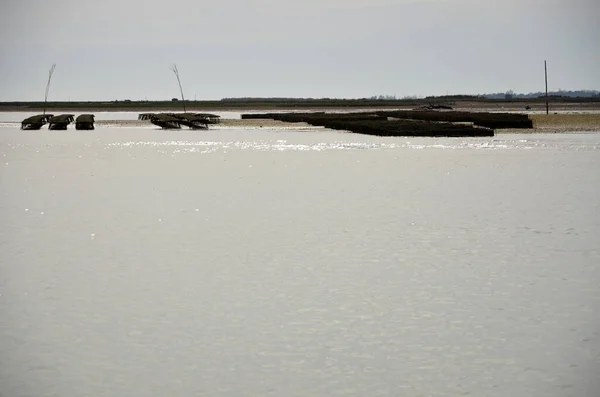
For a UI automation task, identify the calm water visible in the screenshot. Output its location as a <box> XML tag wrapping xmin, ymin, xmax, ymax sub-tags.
<box><xmin>1</xmin><ymin>125</ymin><xmax>599</xmax><ymax>397</ymax></box>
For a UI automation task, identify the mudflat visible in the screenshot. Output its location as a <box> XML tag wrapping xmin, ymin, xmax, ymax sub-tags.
<box><xmin>529</xmin><ymin>113</ymin><xmax>600</xmax><ymax>132</ymax></box>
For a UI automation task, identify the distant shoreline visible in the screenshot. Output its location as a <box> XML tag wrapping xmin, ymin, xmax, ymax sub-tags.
<box><xmin>1</xmin><ymin>98</ymin><xmax>600</xmax><ymax>113</ymax></box>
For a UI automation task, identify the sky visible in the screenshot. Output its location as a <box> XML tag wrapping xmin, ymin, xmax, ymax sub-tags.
<box><xmin>0</xmin><ymin>0</ymin><xmax>598</xmax><ymax>101</ymax></box>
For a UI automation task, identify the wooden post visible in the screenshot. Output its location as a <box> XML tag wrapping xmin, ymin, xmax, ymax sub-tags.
<box><xmin>43</xmin><ymin>64</ymin><xmax>56</xmax><ymax>115</ymax></box>
<box><xmin>544</xmin><ymin>60</ymin><xmax>549</xmax><ymax>115</ymax></box>
<box><xmin>170</xmin><ymin>64</ymin><xmax>186</xmax><ymax>113</ymax></box>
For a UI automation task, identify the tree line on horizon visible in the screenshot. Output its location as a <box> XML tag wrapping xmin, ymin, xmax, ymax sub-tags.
<box><xmin>481</xmin><ymin>89</ymin><xmax>599</xmax><ymax>99</ymax></box>
<box><xmin>2</xmin><ymin>90</ymin><xmax>599</xmax><ymax>107</ymax></box>
<box><xmin>220</xmin><ymin>89</ymin><xmax>600</xmax><ymax>102</ymax></box>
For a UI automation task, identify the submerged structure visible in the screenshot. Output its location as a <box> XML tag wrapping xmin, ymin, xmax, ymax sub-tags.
<box><xmin>138</xmin><ymin>113</ymin><xmax>220</xmax><ymax>129</ymax></box>
<box><xmin>75</xmin><ymin>114</ymin><xmax>95</xmax><ymax>130</ymax></box>
<box><xmin>240</xmin><ymin>111</ymin><xmax>536</xmax><ymax>137</ymax></box>
<box><xmin>48</xmin><ymin>114</ymin><xmax>74</xmax><ymax>130</ymax></box>
<box><xmin>21</xmin><ymin>114</ymin><xmax>54</xmax><ymax>130</ymax></box>
<box><xmin>176</xmin><ymin>113</ymin><xmax>221</xmax><ymax>129</ymax></box>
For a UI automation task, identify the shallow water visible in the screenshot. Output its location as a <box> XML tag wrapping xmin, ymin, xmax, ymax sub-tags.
<box><xmin>1</xmin><ymin>126</ymin><xmax>599</xmax><ymax>397</ymax></box>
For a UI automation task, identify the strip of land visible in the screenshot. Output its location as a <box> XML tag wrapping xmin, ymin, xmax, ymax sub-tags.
<box><xmin>2</xmin><ymin>98</ymin><xmax>600</xmax><ymax>112</ymax></box>
<box><xmin>499</xmin><ymin>114</ymin><xmax>600</xmax><ymax>133</ymax></box>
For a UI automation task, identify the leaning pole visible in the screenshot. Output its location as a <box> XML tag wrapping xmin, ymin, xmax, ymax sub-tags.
<box><xmin>170</xmin><ymin>64</ymin><xmax>186</xmax><ymax>113</ymax></box>
<box><xmin>43</xmin><ymin>64</ymin><xmax>56</xmax><ymax>115</ymax></box>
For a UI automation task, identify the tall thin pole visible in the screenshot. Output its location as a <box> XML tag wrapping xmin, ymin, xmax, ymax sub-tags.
<box><xmin>544</xmin><ymin>60</ymin><xmax>549</xmax><ymax>115</ymax></box>
<box><xmin>170</xmin><ymin>64</ymin><xmax>186</xmax><ymax>113</ymax></box>
<box><xmin>44</xmin><ymin>64</ymin><xmax>56</xmax><ymax>115</ymax></box>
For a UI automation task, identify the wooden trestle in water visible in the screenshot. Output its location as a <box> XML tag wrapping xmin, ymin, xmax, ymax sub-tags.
<box><xmin>21</xmin><ymin>114</ymin><xmax>96</xmax><ymax>130</ymax></box>
<box><xmin>138</xmin><ymin>113</ymin><xmax>221</xmax><ymax>129</ymax></box>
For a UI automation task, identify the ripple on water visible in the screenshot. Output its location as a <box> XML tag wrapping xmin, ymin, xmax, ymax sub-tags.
<box><xmin>104</xmin><ymin>138</ymin><xmax>599</xmax><ymax>153</ymax></box>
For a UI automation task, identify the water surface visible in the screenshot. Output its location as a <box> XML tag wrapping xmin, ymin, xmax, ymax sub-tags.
<box><xmin>1</xmin><ymin>127</ymin><xmax>599</xmax><ymax>397</ymax></box>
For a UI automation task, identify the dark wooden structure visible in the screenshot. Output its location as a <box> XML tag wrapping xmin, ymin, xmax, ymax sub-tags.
<box><xmin>138</xmin><ymin>113</ymin><xmax>220</xmax><ymax>129</ymax></box>
<box><xmin>140</xmin><ymin>113</ymin><xmax>182</xmax><ymax>129</ymax></box>
<box><xmin>241</xmin><ymin>112</ymin><xmax>496</xmax><ymax>137</ymax></box>
<box><xmin>75</xmin><ymin>114</ymin><xmax>95</xmax><ymax>130</ymax></box>
<box><xmin>376</xmin><ymin>110</ymin><xmax>533</xmax><ymax>129</ymax></box>
<box><xmin>175</xmin><ymin>113</ymin><xmax>220</xmax><ymax>129</ymax></box>
<box><xmin>138</xmin><ymin>113</ymin><xmax>155</xmax><ymax>121</ymax></box>
<box><xmin>48</xmin><ymin>114</ymin><xmax>75</xmax><ymax>130</ymax></box>
<box><xmin>21</xmin><ymin>114</ymin><xmax>54</xmax><ymax>130</ymax></box>
<box><xmin>242</xmin><ymin>110</ymin><xmax>534</xmax><ymax>137</ymax></box>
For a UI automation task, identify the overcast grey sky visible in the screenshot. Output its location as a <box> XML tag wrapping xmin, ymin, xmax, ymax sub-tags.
<box><xmin>1</xmin><ymin>0</ymin><xmax>598</xmax><ymax>101</ymax></box>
